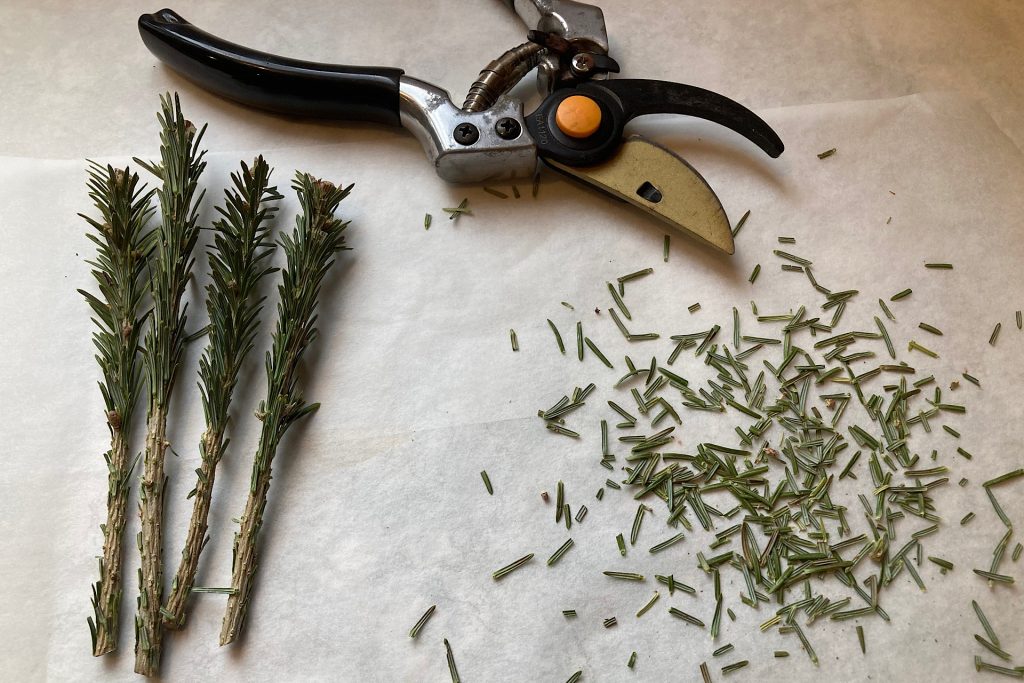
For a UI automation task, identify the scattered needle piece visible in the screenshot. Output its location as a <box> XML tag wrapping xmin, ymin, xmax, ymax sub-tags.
<box><xmin>890</xmin><ymin>288</ymin><xmax>912</xmax><ymax>301</ymax></box>
<box><xmin>409</xmin><ymin>605</ymin><xmax>436</xmax><ymax>638</ymax></box>
<box><xmin>908</xmin><ymin>340</ymin><xmax>938</xmax><ymax>358</ymax></box>
<box><xmin>547</xmin><ymin>539</ymin><xmax>575</xmax><ymax>566</ymax></box>
<box><xmin>817</xmin><ymin>148</ymin><xmax>837</xmax><ymax>159</ymax></box>
<box><xmin>636</xmin><ymin>591</ymin><xmax>660</xmax><ymax>618</ymax></box>
<box><xmin>721</xmin><ymin>660</ymin><xmax>749</xmax><ymax>674</ymax></box>
<box><xmin>444</xmin><ymin>638</ymin><xmax>460</xmax><ymax>683</ymax></box>
<box><xmin>547</xmin><ymin>319</ymin><xmax>566</xmax><ymax>354</ymax></box>
<box><xmin>493</xmin><ymin>554</ymin><xmax>534</xmax><ymax>580</ymax></box>
<box><xmin>731</xmin><ymin>209</ymin><xmax>751</xmax><ymax>237</ymax></box>
<box><xmin>443</xmin><ymin>198</ymin><xmax>471</xmax><ymax>220</ymax></box>
<box><xmin>989</xmin><ymin>323</ymin><xmax>1001</xmax><ymax>346</ymax></box>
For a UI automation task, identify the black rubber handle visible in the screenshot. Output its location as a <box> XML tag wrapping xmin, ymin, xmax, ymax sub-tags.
<box><xmin>139</xmin><ymin>9</ymin><xmax>405</xmax><ymax>125</ymax></box>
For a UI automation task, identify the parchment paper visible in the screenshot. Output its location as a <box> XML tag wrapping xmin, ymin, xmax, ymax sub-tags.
<box><xmin>1</xmin><ymin>2</ymin><xmax>1023</xmax><ymax>682</ymax></box>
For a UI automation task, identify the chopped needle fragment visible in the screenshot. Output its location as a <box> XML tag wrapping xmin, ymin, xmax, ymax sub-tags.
<box><xmin>721</xmin><ymin>660</ymin><xmax>750</xmax><ymax>674</ymax></box>
<box><xmin>547</xmin><ymin>319</ymin><xmax>565</xmax><ymax>354</ymax></box>
<box><xmin>547</xmin><ymin>539</ymin><xmax>575</xmax><ymax>566</ymax></box>
<box><xmin>669</xmin><ymin>607</ymin><xmax>705</xmax><ymax>627</ymax></box>
<box><xmin>908</xmin><ymin>340</ymin><xmax>938</xmax><ymax>358</ymax></box>
<box><xmin>492</xmin><ymin>554</ymin><xmax>534</xmax><ymax>580</ymax></box>
<box><xmin>731</xmin><ymin>210</ymin><xmax>751</xmax><ymax>237</ymax></box>
<box><xmin>409</xmin><ymin>605</ymin><xmax>436</xmax><ymax>638</ymax></box>
<box><xmin>649</xmin><ymin>533</ymin><xmax>685</xmax><ymax>554</ymax></box>
<box><xmin>890</xmin><ymin>288</ymin><xmax>913</xmax><ymax>301</ymax></box>
<box><xmin>444</xmin><ymin>639</ymin><xmax>460</xmax><ymax>683</ymax></box>
<box><xmin>989</xmin><ymin>323</ymin><xmax>1002</xmax><ymax>346</ymax></box>
<box><xmin>585</xmin><ymin>337</ymin><xmax>614</xmax><ymax>368</ymax></box>
<box><xmin>636</xmin><ymin>591</ymin><xmax>660</xmax><ymax>618</ymax></box>
<box><xmin>442</xmin><ymin>198</ymin><xmax>471</xmax><ymax>220</ymax></box>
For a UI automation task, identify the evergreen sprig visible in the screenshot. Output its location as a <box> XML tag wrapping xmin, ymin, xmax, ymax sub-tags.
<box><xmin>162</xmin><ymin>157</ymin><xmax>281</xmax><ymax>630</ymax></box>
<box><xmin>220</xmin><ymin>172</ymin><xmax>352</xmax><ymax>645</ymax></box>
<box><xmin>81</xmin><ymin>163</ymin><xmax>156</xmax><ymax>657</ymax></box>
<box><xmin>134</xmin><ymin>92</ymin><xmax>207</xmax><ymax>676</ymax></box>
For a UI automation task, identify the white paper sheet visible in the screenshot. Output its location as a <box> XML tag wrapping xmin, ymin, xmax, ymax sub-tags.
<box><xmin>1</xmin><ymin>2</ymin><xmax>1023</xmax><ymax>682</ymax></box>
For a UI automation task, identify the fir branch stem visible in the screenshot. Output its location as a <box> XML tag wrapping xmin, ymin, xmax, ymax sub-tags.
<box><xmin>220</xmin><ymin>173</ymin><xmax>352</xmax><ymax>645</ymax></box>
<box><xmin>136</xmin><ymin>406</ymin><xmax>168</xmax><ymax>674</ymax></box>
<box><xmin>162</xmin><ymin>430</ymin><xmax>218</xmax><ymax>630</ymax></box>
<box><xmin>134</xmin><ymin>93</ymin><xmax>207</xmax><ymax>676</ymax></box>
<box><xmin>91</xmin><ymin>429</ymin><xmax>132</xmax><ymax>655</ymax></box>
<box><xmin>81</xmin><ymin>162</ymin><xmax>155</xmax><ymax>656</ymax></box>
<box><xmin>163</xmin><ymin>158</ymin><xmax>281</xmax><ymax>630</ymax></box>
<box><xmin>219</xmin><ymin>426</ymin><xmax>278</xmax><ymax>645</ymax></box>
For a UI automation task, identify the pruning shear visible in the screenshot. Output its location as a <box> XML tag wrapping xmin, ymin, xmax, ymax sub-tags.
<box><xmin>138</xmin><ymin>2</ymin><xmax>783</xmax><ymax>254</ymax></box>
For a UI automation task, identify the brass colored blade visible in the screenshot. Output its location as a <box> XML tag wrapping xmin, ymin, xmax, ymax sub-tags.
<box><xmin>548</xmin><ymin>135</ymin><xmax>734</xmax><ymax>254</ymax></box>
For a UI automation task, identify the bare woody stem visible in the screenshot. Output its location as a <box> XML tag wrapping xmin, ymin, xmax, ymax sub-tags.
<box><xmin>220</xmin><ymin>173</ymin><xmax>352</xmax><ymax>645</ymax></box>
<box><xmin>90</xmin><ymin>429</ymin><xmax>131</xmax><ymax>656</ymax></box>
<box><xmin>135</xmin><ymin>406</ymin><xmax>168</xmax><ymax>674</ymax></box>
<box><xmin>161</xmin><ymin>433</ymin><xmax>220</xmax><ymax>629</ymax></box>
<box><xmin>219</xmin><ymin>420</ymin><xmax>279</xmax><ymax>645</ymax></box>
<box><xmin>162</xmin><ymin>158</ymin><xmax>280</xmax><ymax>630</ymax></box>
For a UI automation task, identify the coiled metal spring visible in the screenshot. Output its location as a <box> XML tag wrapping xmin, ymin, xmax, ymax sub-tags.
<box><xmin>462</xmin><ymin>41</ymin><xmax>545</xmax><ymax>112</ymax></box>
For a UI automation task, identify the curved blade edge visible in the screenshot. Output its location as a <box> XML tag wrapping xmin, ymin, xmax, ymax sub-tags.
<box><xmin>547</xmin><ymin>135</ymin><xmax>734</xmax><ymax>254</ymax></box>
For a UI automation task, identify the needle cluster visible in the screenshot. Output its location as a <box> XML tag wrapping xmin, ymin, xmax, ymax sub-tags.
<box><xmin>220</xmin><ymin>172</ymin><xmax>352</xmax><ymax>645</ymax></box>
<box><xmin>162</xmin><ymin>157</ymin><xmax>281</xmax><ymax>630</ymax></box>
<box><xmin>81</xmin><ymin>163</ymin><xmax>156</xmax><ymax>656</ymax></box>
